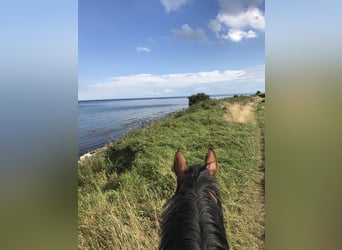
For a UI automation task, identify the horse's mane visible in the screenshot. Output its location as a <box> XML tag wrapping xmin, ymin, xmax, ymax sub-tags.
<box><xmin>160</xmin><ymin>164</ymin><xmax>229</xmax><ymax>250</ymax></box>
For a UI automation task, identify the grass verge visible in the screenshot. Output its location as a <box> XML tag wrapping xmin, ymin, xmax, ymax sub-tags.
<box><xmin>78</xmin><ymin>95</ymin><xmax>265</xmax><ymax>249</ymax></box>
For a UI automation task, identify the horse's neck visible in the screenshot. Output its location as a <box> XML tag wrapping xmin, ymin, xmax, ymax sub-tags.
<box><xmin>163</xmin><ymin>188</ymin><xmax>226</xmax><ymax>249</ymax></box>
<box><xmin>161</xmin><ymin>170</ymin><xmax>229</xmax><ymax>249</ymax></box>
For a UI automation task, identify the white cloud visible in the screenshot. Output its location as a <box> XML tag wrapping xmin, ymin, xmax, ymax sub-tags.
<box><xmin>136</xmin><ymin>46</ymin><xmax>151</xmax><ymax>53</ymax></box>
<box><xmin>171</xmin><ymin>24</ymin><xmax>208</xmax><ymax>42</ymax></box>
<box><xmin>224</xmin><ymin>29</ymin><xmax>256</xmax><ymax>42</ymax></box>
<box><xmin>78</xmin><ymin>65</ymin><xmax>265</xmax><ymax>100</ymax></box>
<box><xmin>217</xmin><ymin>7</ymin><xmax>265</xmax><ymax>31</ymax></box>
<box><xmin>160</xmin><ymin>0</ymin><xmax>190</xmax><ymax>12</ymax></box>
<box><xmin>208</xmin><ymin>0</ymin><xmax>265</xmax><ymax>42</ymax></box>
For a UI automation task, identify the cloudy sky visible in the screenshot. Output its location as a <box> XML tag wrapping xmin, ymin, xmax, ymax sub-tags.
<box><xmin>78</xmin><ymin>0</ymin><xmax>265</xmax><ymax>100</ymax></box>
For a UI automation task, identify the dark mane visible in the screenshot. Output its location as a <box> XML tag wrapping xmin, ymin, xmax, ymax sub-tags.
<box><xmin>160</xmin><ymin>164</ymin><xmax>229</xmax><ymax>250</ymax></box>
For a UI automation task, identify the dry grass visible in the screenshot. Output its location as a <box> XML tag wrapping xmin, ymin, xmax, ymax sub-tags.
<box><xmin>223</xmin><ymin>102</ymin><xmax>255</xmax><ymax>124</ymax></box>
<box><xmin>78</xmin><ymin>189</ymin><xmax>161</xmax><ymax>249</ymax></box>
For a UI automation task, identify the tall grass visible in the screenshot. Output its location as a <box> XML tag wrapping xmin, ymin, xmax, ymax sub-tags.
<box><xmin>78</xmin><ymin>95</ymin><xmax>265</xmax><ymax>249</ymax></box>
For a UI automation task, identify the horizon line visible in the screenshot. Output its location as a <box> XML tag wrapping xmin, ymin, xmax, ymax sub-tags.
<box><xmin>77</xmin><ymin>92</ymin><xmax>257</xmax><ymax>102</ymax></box>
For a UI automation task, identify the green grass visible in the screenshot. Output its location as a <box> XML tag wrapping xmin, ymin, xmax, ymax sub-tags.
<box><xmin>78</xmin><ymin>95</ymin><xmax>265</xmax><ymax>249</ymax></box>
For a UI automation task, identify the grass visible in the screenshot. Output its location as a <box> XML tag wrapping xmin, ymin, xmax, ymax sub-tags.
<box><xmin>78</xmin><ymin>94</ymin><xmax>265</xmax><ymax>249</ymax></box>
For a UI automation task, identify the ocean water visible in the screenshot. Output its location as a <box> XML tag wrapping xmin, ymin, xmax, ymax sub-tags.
<box><xmin>78</xmin><ymin>97</ymin><xmax>188</xmax><ymax>156</ymax></box>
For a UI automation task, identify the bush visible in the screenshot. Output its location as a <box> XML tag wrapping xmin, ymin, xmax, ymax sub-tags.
<box><xmin>188</xmin><ymin>93</ymin><xmax>210</xmax><ymax>106</ymax></box>
<box><xmin>255</xmin><ymin>91</ymin><xmax>265</xmax><ymax>98</ymax></box>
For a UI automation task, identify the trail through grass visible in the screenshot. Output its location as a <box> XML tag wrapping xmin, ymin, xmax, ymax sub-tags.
<box><xmin>78</xmin><ymin>95</ymin><xmax>265</xmax><ymax>249</ymax></box>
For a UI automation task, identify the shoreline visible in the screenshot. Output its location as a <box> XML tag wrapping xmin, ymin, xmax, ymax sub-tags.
<box><xmin>78</xmin><ymin>92</ymin><xmax>263</xmax><ymax>162</ymax></box>
<box><xmin>78</xmin><ymin>108</ymin><xmax>186</xmax><ymax>162</ymax></box>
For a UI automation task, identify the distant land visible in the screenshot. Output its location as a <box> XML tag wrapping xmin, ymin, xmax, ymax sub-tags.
<box><xmin>78</xmin><ymin>93</ymin><xmax>255</xmax><ymax>103</ymax></box>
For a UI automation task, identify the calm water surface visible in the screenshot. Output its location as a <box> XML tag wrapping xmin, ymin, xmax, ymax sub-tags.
<box><xmin>78</xmin><ymin>97</ymin><xmax>188</xmax><ymax>156</ymax></box>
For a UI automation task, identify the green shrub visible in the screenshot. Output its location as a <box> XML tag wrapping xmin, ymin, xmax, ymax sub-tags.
<box><xmin>255</xmin><ymin>90</ymin><xmax>265</xmax><ymax>98</ymax></box>
<box><xmin>188</xmin><ymin>93</ymin><xmax>210</xmax><ymax>106</ymax></box>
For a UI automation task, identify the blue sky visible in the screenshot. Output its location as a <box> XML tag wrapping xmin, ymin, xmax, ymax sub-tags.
<box><xmin>78</xmin><ymin>0</ymin><xmax>265</xmax><ymax>100</ymax></box>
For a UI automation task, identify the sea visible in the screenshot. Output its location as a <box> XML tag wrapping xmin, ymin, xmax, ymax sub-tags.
<box><xmin>78</xmin><ymin>95</ymin><xmax>235</xmax><ymax>156</ymax></box>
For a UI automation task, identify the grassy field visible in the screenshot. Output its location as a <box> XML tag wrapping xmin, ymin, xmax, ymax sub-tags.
<box><xmin>78</xmin><ymin>94</ymin><xmax>265</xmax><ymax>249</ymax></box>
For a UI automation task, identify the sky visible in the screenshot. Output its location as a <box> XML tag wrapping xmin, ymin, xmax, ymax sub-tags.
<box><xmin>78</xmin><ymin>0</ymin><xmax>265</xmax><ymax>100</ymax></box>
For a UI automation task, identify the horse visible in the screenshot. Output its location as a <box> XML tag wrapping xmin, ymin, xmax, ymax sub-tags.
<box><xmin>159</xmin><ymin>148</ymin><xmax>229</xmax><ymax>250</ymax></box>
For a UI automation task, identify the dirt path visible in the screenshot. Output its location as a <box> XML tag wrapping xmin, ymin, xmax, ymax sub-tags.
<box><xmin>224</xmin><ymin>97</ymin><xmax>265</xmax><ymax>249</ymax></box>
<box><xmin>254</xmin><ymin>97</ymin><xmax>265</xmax><ymax>249</ymax></box>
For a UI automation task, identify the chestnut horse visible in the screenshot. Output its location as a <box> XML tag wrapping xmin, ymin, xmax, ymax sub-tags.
<box><xmin>159</xmin><ymin>148</ymin><xmax>229</xmax><ymax>249</ymax></box>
